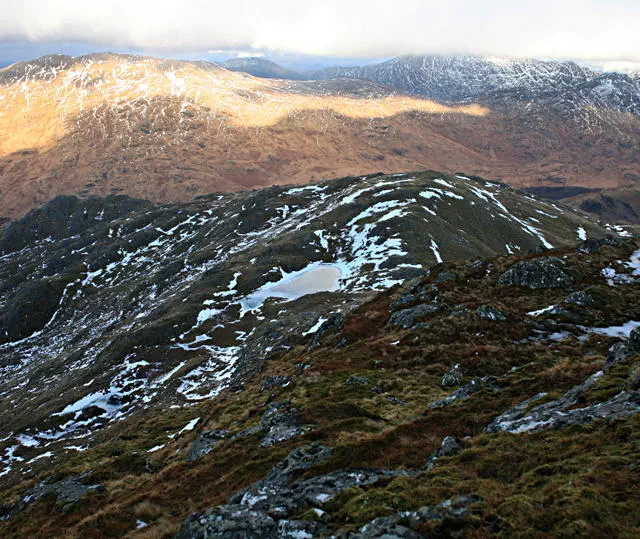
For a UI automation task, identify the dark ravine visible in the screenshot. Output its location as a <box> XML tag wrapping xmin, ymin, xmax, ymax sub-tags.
<box><xmin>1</xmin><ymin>171</ymin><xmax>640</xmax><ymax>537</ymax></box>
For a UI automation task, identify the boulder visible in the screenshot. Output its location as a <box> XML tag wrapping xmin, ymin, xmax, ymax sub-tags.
<box><xmin>187</xmin><ymin>430</ymin><xmax>229</xmax><ymax>462</ymax></box>
<box><xmin>260</xmin><ymin>402</ymin><xmax>306</xmax><ymax>447</ymax></box>
<box><xmin>429</xmin><ymin>379</ymin><xmax>482</xmax><ymax>409</ymax></box>
<box><xmin>486</xmin><ymin>371</ymin><xmax>640</xmax><ymax>434</ymax></box>
<box><xmin>498</xmin><ymin>258</ymin><xmax>574</xmax><ymax>289</ymax></box>
<box><xmin>606</xmin><ymin>343</ymin><xmax>633</xmax><ymax>368</ymax></box>
<box><xmin>260</xmin><ymin>376</ymin><xmax>292</xmax><ymax>393</ymax></box>
<box><xmin>388</xmin><ymin>303</ymin><xmax>440</xmax><ymax>329</ymax></box>
<box><xmin>476</xmin><ymin>305</ymin><xmax>507</xmax><ymax>322</ymax></box>
<box><xmin>564</xmin><ymin>291</ymin><xmax>594</xmax><ymax>306</ymax></box>
<box><xmin>351</xmin><ymin>495</ymin><xmax>484</xmax><ymax>538</ymax></box>
<box><xmin>435</xmin><ymin>271</ymin><xmax>458</xmax><ymax>283</ymax></box>
<box><xmin>425</xmin><ymin>436</ymin><xmax>462</xmax><ymax>470</ymax></box>
<box><xmin>441</xmin><ymin>369</ymin><xmax>462</xmax><ymax>388</ymax></box>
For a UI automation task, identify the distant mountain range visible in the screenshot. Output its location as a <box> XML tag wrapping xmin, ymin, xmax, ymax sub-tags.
<box><xmin>222</xmin><ymin>57</ymin><xmax>307</xmax><ymax>80</ymax></box>
<box><xmin>1</xmin><ymin>53</ymin><xmax>640</xmax><ymax>223</ymax></box>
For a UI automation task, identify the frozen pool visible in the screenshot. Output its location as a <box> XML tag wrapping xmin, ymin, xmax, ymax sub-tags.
<box><xmin>239</xmin><ymin>263</ymin><xmax>342</xmax><ymax>314</ymax></box>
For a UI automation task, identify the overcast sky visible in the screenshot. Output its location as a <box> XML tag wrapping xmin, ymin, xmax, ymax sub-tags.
<box><xmin>1</xmin><ymin>1</ymin><xmax>640</xmax><ymax>69</ymax></box>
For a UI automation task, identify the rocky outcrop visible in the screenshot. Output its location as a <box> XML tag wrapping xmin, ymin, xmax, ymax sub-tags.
<box><xmin>476</xmin><ymin>305</ymin><xmax>507</xmax><ymax>321</ymax></box>
<box><xmin>176</xmin><ymin>443</ymin><xmax>416</xmax><ymax>538</ymax></box>
<box><xmin>498</xmin><ymin>258</ymin><xmax>574</xmax><ymax>289</ymax></box>
<box><xmin>486</xmin><ymin>371</ymin><xmax>640</xmax><ymax>433</ymax></box>
<box><xmin>428</xmin><ymin>377</ymin><xmax>500</xmax><ymax>409</ymax></box>
<box><xmin>17</xmin><ymin>474</ymin><xmax>103</xmax><ymax>513</ymax></box>
<box><xmin>388</xmin><ymin>303</ymin><xmax>440</xmax><ymax>329</ymax></box>
<box><xmin>259</xmin><ymin>402</ymin><xmax>307</xmax><ymax>447</ymax></box>
<box><xmin>425</xmin><ymin>436</ymin><xmax>462</xmax><ymax>470</ymax></box>
<box><xmin>349</xmin><ymin>494</ymin><xmax>484</xmax><ymax>539</ymax></box>
<box><xmin>187</xmin><ymin>430</ymin><xmax>229</xmax><ymax>462</ymax></box>
<box><xmin>0</xmin><ymin>194</ymin><xmax>151</xmax><ymax>255</ymax></box>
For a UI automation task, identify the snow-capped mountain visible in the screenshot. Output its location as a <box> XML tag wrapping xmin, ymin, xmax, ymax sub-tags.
<box><xmin>314</xmin><ymin>55</ymin><xmax>640</xmax><ymax>123</ymax></box>
<box><xmin>222</xmin><ymin>57</ymin><xmax>307</xmax><ymax>80</ymax></box>
<box><xmin>313</xmin><ymin>55</ymin><xmax>597</xmax><ymax>102</ymax></box>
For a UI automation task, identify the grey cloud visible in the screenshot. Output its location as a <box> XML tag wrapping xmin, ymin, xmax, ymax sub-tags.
<box><xmin>0</xmin><ymin>0</ymin><xmax>639</xmax><ymax>62</ymax></box>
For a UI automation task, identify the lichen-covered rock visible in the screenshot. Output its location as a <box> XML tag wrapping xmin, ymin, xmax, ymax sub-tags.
<box><xmin>476</xmin><ymin>304</ymin><xmax>507</xmax><ymax>321</ymax></box>
<box><xmin>259</xmin><ymin>402</ymin><xmax>307</xmax><ymax>447</ymax></box>
<box><xmin>260</xmin><ymin>376</ymin><xmax>292</xmax><ymax>393</ymax></box>
<box><xmin>486</xmin><ymin>371</ymin><xmax>640</xmax><ymax>433</ymax></box>
<box><xmin>388</xmin><ymin>303</ymin><xmax>440</xmax><ymax>328</ymax></box>
<box><xmin>186</xmin><ymin>430</ymin><xmax>229</xmax><ymax>462</ymax></box>
<box><xmin>441</xmin><ymin>368</ymin><xmax>462</xmax><ymax>388</ymax></box>
<box><xmin>564</xmin><ymin>290</ymin><xmax>594</xmax><ymax>306</ymax></box>
<box><xmin>350</xmin><ymin>495</ymin><xmax>484</xmax><ymax>538</ymax></box>
<box><xmin>498</xmin><ymin>258</ymin><xmax>574</xmax><ymax>289</ymax></box>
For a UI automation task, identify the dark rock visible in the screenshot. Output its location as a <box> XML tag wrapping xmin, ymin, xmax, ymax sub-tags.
<box><xmin>441</xmin><ymin>368</ymin><xmax>462</xmax><ymax>388</ymax></box>
<box><xmin>476</xmin><ymin>305</ymin><xmax>507</xmax><ymax>322</ymax></box>
<box><xmin>498</xmin><ymin>258</ymin><xmax>574</xmax><ymax>289</ymax></box>
<box><xmin>20</xmin><ymin>474</ymin><xmax>103</xmax><ymax>511</ymax></box>
<box><xmin>630</xmin><ymin>328</ymin><xmax>640</xmax><ymax>351</ymax></box>
<box><xmin>391</xmin><ymin>284</ymin><xmax>439</xmax><ymax>310</ymax></box>
<box><xmin>308</xmin><ymin>313</ymin><xmax>344</xmax><ymax>350</ymax></box>
<box><xmin>435</xmin><ymin>271</ymin><xmax>457</xmax><ymax>283</ymax></box>
<box><xmin>260</xmin><ymin>376</ymin><xmax>292</xmax><ymax>392</ymax></box>
<box><xmin>387</xmin><ymin>396</ymin><xmax>407</xmax><ymax>406</ymax></box>
<box><xmin>259</xmin><ymin>402</ymin><xmax>307</xmax><ymax>447</ymax></box>
<box><xmin>429</xmin><ymin>379</ymin><xmax>483</xmax><ymax>409</ymax></box>
<box><xmin>352</xmin><ymin>495</ymin><xmax>484</xmax><ymax>538</ymax></box>
<box><xmin>577</xmin><ymin>236</ymin><xmax>622</xmax><ymax>254</ymax></box>
<box><xmin>346</xmin><ymin>376</ymin><xmax>370</xmax><ymax>385</ymax></box>
<box><xmin>388</xmin><ymin>303</ymin><xmax>440</xmax><ymax>328</ymax></box>
<box><xmin>187</xmin><ymin>430</ymin><xmax>229</xmax><ymax>462</ymax></box>
<box><xmin>486</xmin><ymin>371</ymin><xmax>640</xmax><ymax>433</ymax></box>
<box><xmin>564</xmin><ymin>291</ymin><xmax>594</xmax><ymax>306</ymax></box>
<box><xmin>606</xmin><ymin>343</ymin><xmax>633</xmax><ymax>368</ymax></box>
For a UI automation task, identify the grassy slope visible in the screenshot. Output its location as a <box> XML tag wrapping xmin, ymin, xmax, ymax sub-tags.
<box><xmin>1</xmin><ymin>240</ymin><xmax>640</xmax><ymax>537</ymax></box>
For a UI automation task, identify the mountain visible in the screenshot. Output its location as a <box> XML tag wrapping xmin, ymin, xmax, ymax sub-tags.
<box><xmin>222</xmin><ymin>57</ymin><xmax>307</xmax><ymax>80</ymax></box>
<box><xmin>313</xmin><ymin>55</ymin><xmax>597</xmax><ymax>102</ymax></box>
<box><xmin>314</xmin><ymin>54</ymin><xmax>640</xmax><ymax>131</ymax></box>
<box><xmin>1</xmin><ymin>171</ymin><xmax>639</xmax><ymax>536</ymax></box>
<box><xmin>1</xmin><ymin>53</ymin><xmax>640</xmax><ymax>224</ymax></box>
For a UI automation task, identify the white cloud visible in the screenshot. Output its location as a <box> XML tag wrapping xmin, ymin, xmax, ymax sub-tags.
<box><xmin>1</xmin><ymin>0</ymin><xmax>639</xmax><ymax>62</ymax></box>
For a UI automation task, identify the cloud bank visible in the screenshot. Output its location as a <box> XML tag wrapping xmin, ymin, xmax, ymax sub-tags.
<box><xmin>1</xmin><ymin>0</ymin><xmax>639</xmax><ymax>62</ymax></box>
